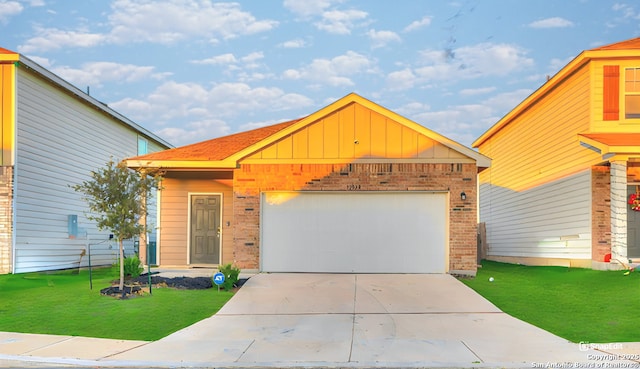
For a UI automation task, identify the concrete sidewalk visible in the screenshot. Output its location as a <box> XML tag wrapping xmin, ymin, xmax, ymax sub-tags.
<box><xmin>1</xmin><ymin>273</ymin><xmax>639</xmax><ymax>368</ymax></box>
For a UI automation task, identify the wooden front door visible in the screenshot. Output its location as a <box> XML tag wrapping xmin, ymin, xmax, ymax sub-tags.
<box><xmin>628</xmin><ymin>186</ymin><xmax>640</xmax><ymax>258</ymax></box>
<box><xmin>190</xmin><ymin>195</ymin><xmax>221</xmax><ymax>265</ymax></box>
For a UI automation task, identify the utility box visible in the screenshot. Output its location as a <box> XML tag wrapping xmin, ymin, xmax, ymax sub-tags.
<box><xmin>68</xmin><ymin>214</ymin><xmax>78</xmax><ymax>238</ymax></box>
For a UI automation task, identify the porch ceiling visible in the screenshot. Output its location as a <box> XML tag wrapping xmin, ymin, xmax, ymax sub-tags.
<box><xmin>578</xmin><ymin>133</ymin><xmax>640</xmax><ymax>159</ymax></box>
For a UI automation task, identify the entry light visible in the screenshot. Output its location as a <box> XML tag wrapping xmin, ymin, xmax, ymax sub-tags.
<box><xmin>460</xmin><ymin>192</ymin><xmax>467</xmax><ymax>201</ymax></box>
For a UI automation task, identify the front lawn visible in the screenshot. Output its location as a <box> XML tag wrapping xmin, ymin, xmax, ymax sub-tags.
<box><xmin>0</xmin><ymin>267</ymin><xmax>234</xmax><ymax>341</ymax></box>
<box><xmin>462</xmin><ymin>261</ymin><xmax>640</xmax><ymax>343</ymax></box>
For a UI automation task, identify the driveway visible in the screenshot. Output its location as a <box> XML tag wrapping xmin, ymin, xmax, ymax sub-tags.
<box><xmin>108</xmin><ymin>273</ymin><xmax>602</xmax><ymax>367</ymax></box>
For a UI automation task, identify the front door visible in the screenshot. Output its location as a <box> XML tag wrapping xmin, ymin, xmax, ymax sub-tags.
<box><xmin>627</xmin><ymin>186</ymin><xmax>640</xmax><ymax>258</ymax></box>
<box><xmin>190</xmin><ymin>195</ymin><xmax>221</xmax><ymax>265</ymax></box>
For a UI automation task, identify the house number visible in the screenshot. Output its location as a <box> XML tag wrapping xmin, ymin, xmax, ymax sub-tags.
<box><xmin>347</xmin><ymin>184</ymin><xmax>361</xmax><ymax>191</ymax></box>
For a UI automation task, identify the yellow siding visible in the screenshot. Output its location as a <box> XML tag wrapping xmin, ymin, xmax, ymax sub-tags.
<box><xmin>246</xmin><ymin>102</ymin><xmax>463</xmax><ymax>162</ymax></box>
<box><xmin>1</xmin><ymin>64</ymin><xmax>15</xmax><ymax>166</ymax></box>
<box><xmin>478</xmin><ymin>63</ymin><xmax>599</xmax><ymax>192</ymax></box>
<box><xmin>158</xmin><ymin>177</ymin><xmax>233</xmax><ymax>266</ymax></box>
<box><xmin>591</xmin><ymin>59</ymin><xmax>640</xmax><ymax>132</ymax></box>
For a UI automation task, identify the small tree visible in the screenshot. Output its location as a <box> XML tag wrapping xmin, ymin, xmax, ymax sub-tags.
<box><xmin>73</xmin><ymin>158</ymin><xmax>160</xmax><ymax>292</ymax></box>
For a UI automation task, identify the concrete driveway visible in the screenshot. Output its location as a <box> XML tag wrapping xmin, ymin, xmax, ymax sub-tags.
<box><xmin>107</xmin><ymin>273</ymin><xmax>608</xmax><ymax>367</ymax></box>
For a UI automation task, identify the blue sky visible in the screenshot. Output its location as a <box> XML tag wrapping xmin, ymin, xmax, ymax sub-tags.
<box><xmin>1</xmin><ymin>1</ymin><xmax>639</xmax><ymax>148</ymax></box>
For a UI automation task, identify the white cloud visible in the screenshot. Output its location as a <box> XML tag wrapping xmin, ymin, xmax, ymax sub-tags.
<box><xmin>283</xmin><ymin>50</ymin><xmax>375</xmax><ymax>86</ymax></box>
<box><xmin>110</xmin><ymin>81</ymin><xmax>313</xmax><ymax>146</ymax></box>
<box><xmin>52</xmin><ymin>62</ymin><xmax>156</xmax><ymax>88</ymax></box>
<box><xmin>404</xmin><ymin>16</ymin><xmax>432</xmax><ymax>32</ymax></box>
<box><xmin>0</xmin><ymin>1</ymin><xmax>23</xmax><ymax>24</ymax></box>
<box><xmin>191</xmin><ymin>53</ymin><xmax>238</xmax><ymax>66</ymax></box>
<box><xmin>612</xmin><ymin>3</ymin><xmax>640</xmax><ymax>19</ymax></box>
<box><xmin>283</xmin><ymin>0</ymin><xmax>343</xmax><ymax>17</ymax></box>
<box><xmin>24</xmin><ymin>55</ymin><xmax>50</xmax><ymax>68</ymax></box>
<box><xmin>283</xmin><ymin>0</ymin><xmax>368</xmax><ymax>34</ymax></box>
<box><xmin>157</xmin><ymin>119</ymin><xmax>230</xmax><ymax>146</ymax></box>
<box><xmin>280</xmin><ymin>38</ymin><xmax>307</xmax><ymax>48</ymax></box>
<box><xmin>315</xmin><ymin>9</ymin><xmax>368</xmax><ymax>34</ymax></box>
<box><xmin>528</xmin><ymin>17</ymin><xmax>574</xmax><ymax>29</ymax></box>
<box><xmin>386</xmin><ymin>69</ymin><xmax>416</xmax><ymax>90</ymax></box>
<box><xmin>387</xmin><ymin>42</ymin><xmax>533</xmax><ymax>90</ymax></box>
<box><xmin>459</xmin><ymin>87</ymin><xmax>497</xmax><ymax>96</ymax></box>
<box><xmin>107</xmin><ymin>0</ymin><xmax>278</xmax><ymax>44</ymax></box>
<box><xmin>399</xmin><ymin>89</ymin><xmax>533</xmax><ymax>147</ymax></box>
<box><xmin>367</xmin><ymin>29</ymin><xmax>401</xmax><ymax>49</ymax></box>
<box><xmin>19</xmin><ymin>0</ymin><xmax>278</xmax><ymax>53</ymax></box>
<box><xmin>19</xmin><ymin>27</ymin><xmax>105</xmax><ymax>53</ymax></box>
<box><xmin>241</xmin><ymin>52</ymin><xmax>264</xmax><ymax>64</ymax></box>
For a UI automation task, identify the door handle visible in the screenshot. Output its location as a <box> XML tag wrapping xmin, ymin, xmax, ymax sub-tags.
<box><xmin>217</xmin><ymin>226</ymin><xmax>221</xmax><ymax>237</ymax></box>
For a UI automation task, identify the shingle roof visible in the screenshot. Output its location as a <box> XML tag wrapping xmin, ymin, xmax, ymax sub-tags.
<box><xmin>590</xmin><ymin>37</ymin><xmax>640</xmax><ymax>51</ymax></box>
<box><xmin>130</xmin><ymin>118</ymin><xmax>302</xmax><ymax>161</ymax></box>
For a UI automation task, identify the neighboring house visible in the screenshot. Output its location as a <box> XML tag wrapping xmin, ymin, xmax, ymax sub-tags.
<box><xmin>0</xmin><ymin>48</ymin><xmax>172</xmax><ymax>274</ymax></box>
<box><xmin>126</xmin><ymin>93</ymin><xmax>490</xmax><ymax>275</ymax></box>
<box><xmin>472</xmin><ymin>37</ymin><xmax>640</xmax><ymax>269</ymax></box>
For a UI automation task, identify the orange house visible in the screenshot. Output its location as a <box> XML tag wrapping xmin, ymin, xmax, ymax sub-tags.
<box><xmin>473</xmin><ymin>37</ymin><xmax>640</xmax><ymax>269</ymax></box>
<box><xmin>126</xmin><ymin>93</ymin><xmax>490</xmax><ymax>275</ymax></box>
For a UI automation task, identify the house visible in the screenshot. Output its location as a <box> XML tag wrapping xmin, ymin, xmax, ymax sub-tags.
<box><xmin>0</xmin><ymin>48</ymin><xmax>172</xmax><ymax>274</ymax></box>
<box><xmin>472</xmin><ymin>37</ymin><xmax>640</xmax><ymax>269</ymax></box>
<box><xmin>126</xmin><ymin>93</ymin><xmax>490</xmax><ymax>275</ymax></box>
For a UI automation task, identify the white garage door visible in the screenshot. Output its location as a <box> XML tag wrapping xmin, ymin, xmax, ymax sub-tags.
<box><xmin>261</xmin><ymin>191</ymin><xmax>448</xmax><ymax>273</ymax></box>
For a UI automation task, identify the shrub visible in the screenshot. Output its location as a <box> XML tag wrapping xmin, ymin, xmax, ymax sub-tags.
<box><xmin>115</xmin><ymin>255</ymin><xmax>143</xmax><ymax>278</ymax></box>
<box><xmin>217</xmin><ymin>263</ymin><xmax>240</xmax><ymax>291</ymax></box>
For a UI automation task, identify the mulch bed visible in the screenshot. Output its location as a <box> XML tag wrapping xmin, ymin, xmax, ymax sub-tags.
<box><xmin>100</xmin><ymin>275</ymin><xmax>249</xmax><ymax>299</ymax></box>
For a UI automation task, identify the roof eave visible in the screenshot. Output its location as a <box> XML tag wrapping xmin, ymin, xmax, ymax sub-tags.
<box><xmin>125</xmin><ymin>159</ymin><xmax>238</xmax><ymax>170</ymax></box>
<box><xmin>15</xmin><ymin>54</ymin><xmax>173</xmax><ymax>149</ymax></box>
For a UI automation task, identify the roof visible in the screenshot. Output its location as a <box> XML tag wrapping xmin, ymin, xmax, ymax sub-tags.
<box><xmin>590</xmin><ymin>37</ymin><xmax>640</xmax><ymax>51</ymax></box>
<box><xmin>472</xmin><ymin>37</ymin><xmax>640</xmax><ymax>148</ymax></box>
<box><xmin>131</xmin><ymin>118</ymin><xmax>301</xmax><ymax>161</ymax></box>
<box><xmin>126</xmin><ymin>93</ymin><xmax>491</xmax><ymax>170</ymax></box>
<box><xmin>578</xmin><ymin>133</ymin><xmax>640</xmax><ymax>156</ymax></box>
<box><xmin>0</xmin><ymin>47</ymin><xmax>172</xmax><ymax>149</ymax></box>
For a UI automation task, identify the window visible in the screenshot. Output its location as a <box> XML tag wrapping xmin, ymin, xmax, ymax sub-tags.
<box><xmin>137</xmin><ymin>136</ymin><xmax>148</xmax><ymax>155</ymax></box>
<box><xmin>625</xmin><ymin>67</ymin><xmax>640</xmax><ymax>119</ymax></box>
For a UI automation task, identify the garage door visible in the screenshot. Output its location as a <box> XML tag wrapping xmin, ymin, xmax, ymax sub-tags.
<box><xmin>261</xmin><ymin>191</ymin><xmax>448</xmax><ymax>273</ymax></box>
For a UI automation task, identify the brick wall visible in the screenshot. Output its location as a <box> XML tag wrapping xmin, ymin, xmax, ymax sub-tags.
<box><xmin>592</xmin><ymin>165</ymin><xmax>611</xmax><ymax>262</ymax></box>
<box><xmin>0</xmin><ymin>166</ymin><xmax>13</xmax><ymax>274</ymax></box>
<box><xmin>232</xmin><ymin>162</ymin><xmax>478</xmax><ymax>273</ymax></box>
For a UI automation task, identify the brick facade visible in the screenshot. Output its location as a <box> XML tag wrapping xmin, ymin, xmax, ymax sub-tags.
<box><xmin>0</xmin><ymin>166</ymin><xmax>13</xmax><ymax>274</ymax></box>
<box><xmin>232</xmin><ymin>162</ymin><xmax>478</xmax><ymax>273</ymax></box>
<box><xmin>592</xmin><ymin>165</ymin><xmax>611</xmax><ymax>262</ymax></box>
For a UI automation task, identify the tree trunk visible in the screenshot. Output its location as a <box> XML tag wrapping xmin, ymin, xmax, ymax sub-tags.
<box><xmin>119</xmin><ymin>238</ymin><xmax>125</xmax><ymax>292</ymax></box>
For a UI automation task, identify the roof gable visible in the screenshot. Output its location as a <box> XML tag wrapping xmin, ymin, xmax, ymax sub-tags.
<box><xmin>127</xmin><ymin>93</ymin><xmax>489</xmax><ymax>169</ymax></box>
<box><xmin>245</xmin><ymin>101</ymin><xmax>468</xmax><ymax>163</ymax></box>
<box><xmin>473</xmin><ymin>37</ymin><xmax>640</xmax><ymax>148</ymax></box>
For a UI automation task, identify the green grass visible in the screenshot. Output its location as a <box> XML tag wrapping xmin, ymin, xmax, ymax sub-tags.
<box><xmin>462</xmin><ymin>261</ymin><xmax>640</xmax><ymax>343</ymax></box>
<box><xmin>0</xmin><ymin>267</ymin><xmax>234</xmax><ymax>341</ymax></box>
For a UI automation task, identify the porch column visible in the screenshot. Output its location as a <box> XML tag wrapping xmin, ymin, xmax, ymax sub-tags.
<box><xmin>610</xmin><ymin>160</ymin><xmax>628</xmax><ymax>262</ymax></box>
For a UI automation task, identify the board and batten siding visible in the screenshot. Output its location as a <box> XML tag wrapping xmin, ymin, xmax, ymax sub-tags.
<box><xmin>481</xmin><ymin>170</ymin><xmax>592</xmax><ymax>259</ymax></box>
<box><xmin>478</xmin><ymin>61</ymin><xmax>599</xmax><ymax>261</ymax></box>
<box><xmin>12</xmin><ymin>67</ymin><xmax>161</xmax><ymax>273</ymax></box>
<box><xmin>157</xmin><ymin>177</ymin><xmax>233</xmax><ymax>266</ymax></box>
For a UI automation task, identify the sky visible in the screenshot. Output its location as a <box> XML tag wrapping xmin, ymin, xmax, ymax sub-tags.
<box><xmin>1</xmin><ymin>1</ymin><xmax>639</xmax><ymax>149</ymax></box>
